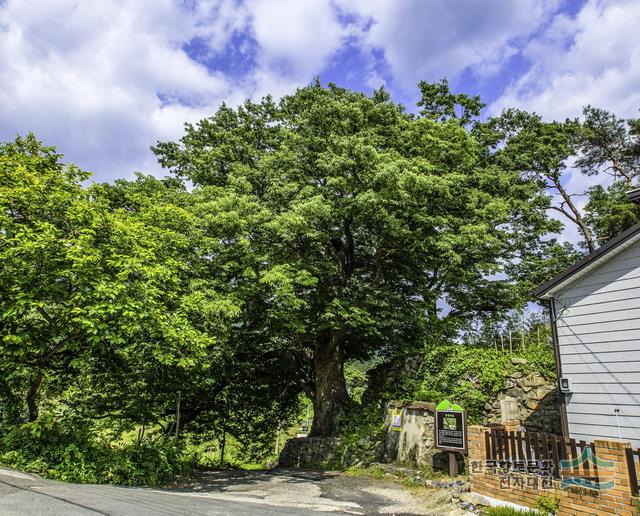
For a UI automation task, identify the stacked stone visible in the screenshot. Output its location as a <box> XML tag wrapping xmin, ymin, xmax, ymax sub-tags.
<box><xmin>482</xmin><ymin>358</ymin><xmax>561</xmax><ymax>434</ymax></box>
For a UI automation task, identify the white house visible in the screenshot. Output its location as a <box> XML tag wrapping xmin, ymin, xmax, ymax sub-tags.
<box><xmin>535</xmin><ymin>191</ymin><xmax>640</xmax><ymax>448</ymax></box>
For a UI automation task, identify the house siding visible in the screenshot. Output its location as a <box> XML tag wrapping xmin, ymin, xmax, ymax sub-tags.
<box><xmin>554</xmin><ymin>241</ymin><xmax>640</xmax><ymax>448</ymax></box>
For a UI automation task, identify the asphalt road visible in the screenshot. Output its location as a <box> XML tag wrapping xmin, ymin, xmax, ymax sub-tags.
<box><xmin>0</xmin><ymin>467</ymin><xmax>456</xmax><ymax>515</ymax></box>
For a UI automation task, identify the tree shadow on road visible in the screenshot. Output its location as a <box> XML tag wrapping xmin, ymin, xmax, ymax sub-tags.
<box><xmin>164</xmin><ymin>468</ymin><xmax>338</xmax><ymax>493</ymax></box>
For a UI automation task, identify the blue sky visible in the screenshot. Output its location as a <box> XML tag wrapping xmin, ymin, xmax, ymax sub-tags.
<box><xmin>1</xmin><ymin>0</ymin><xmax>639</xmax><ymax>187</ymax></box>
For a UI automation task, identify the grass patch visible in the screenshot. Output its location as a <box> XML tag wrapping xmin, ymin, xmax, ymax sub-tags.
<box><xmin>401</xmin><ymin>474</ymin><xmax>423</xmax><ymax>488</ymax></box>
<box><xmin>482</xmin><ymin>507</ymin><xmax>540</xmax><ymax>515</ymax></box>
<box><xmin>344</xmin><ymin>465</ymin><xmax>385</xmax><ymax>480</ymax></box>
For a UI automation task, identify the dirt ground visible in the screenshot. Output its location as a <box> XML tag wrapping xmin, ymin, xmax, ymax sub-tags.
<box><xmin>165</xmin><ymin>468</ymin><xmax>471</xmax><ymax>515</ymax></box>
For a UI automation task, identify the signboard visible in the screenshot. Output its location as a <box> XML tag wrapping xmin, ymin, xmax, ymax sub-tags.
<box><xmin>434</xmin><ymin>400</ymin><xmax>467</xmax><ymax>452</ymax></box>
<box><xmin>390</xmin><ymin>408</ymin><xmax>403</xmax><ymax>432</ymax></box>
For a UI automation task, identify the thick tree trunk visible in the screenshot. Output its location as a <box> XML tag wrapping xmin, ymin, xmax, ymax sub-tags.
<box><xmin>26</xmin><ymin>374</ymin><xmax>43</xmax><ymax>422</ymax></box>
<box><xmin>0</xmin><ymin>379</ymin><xmax>20</xmax><ymax>425</ymax></box>
<box><xmin>310</xmin><ymin>333</ymin><xmax>348</xmax><ymax>437</ymax></box>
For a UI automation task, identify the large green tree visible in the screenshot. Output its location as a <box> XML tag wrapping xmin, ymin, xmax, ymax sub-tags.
<box><xmin>153</xmin><ymin>82</ymin><xmax>558</xmax><ymax>435</ymax></box>
<box><xmin>87</xmin><ymin>173</ymin><xmax>303</xmax><ymax>445</ymax></box>
<box><xmin>0</xmin><ymin>136</ymin><xmax>226</xmax><ymax>428</ymax></box>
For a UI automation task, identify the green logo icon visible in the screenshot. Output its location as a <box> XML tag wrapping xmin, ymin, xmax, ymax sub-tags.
<box><xmin>560</xmin><ymin>447</ymin><xmax>615</xmax><ymax>491</ymax></box>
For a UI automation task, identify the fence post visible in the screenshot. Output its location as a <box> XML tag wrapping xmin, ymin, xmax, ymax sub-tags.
<box><xmin>625</xmin><ymin>449</ymin><xmax>638</xmax><ymax>497</ymax></box>
<box><xmin>593</xmin><ymin>439</ymin><xmax>634</xmax><ymax>504</ymax></box>
<box><xmin>468</xmin><ymin>425</ymin><xmax>491</xmax><ymax>495</ymax></box>
<box><xmin>468</xmin><ymin>425</ymin><xmax>491</xmax><ymax>462</ymax></box>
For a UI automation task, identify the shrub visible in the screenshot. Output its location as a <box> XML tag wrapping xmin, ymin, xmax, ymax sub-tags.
<box><xmin>535</xmin><ymin>494</ymin><xmax>560</xmax><ymax>514</ymax></box>
<box><xmin>0</xmin><ymin>418</ymin><xmax>188</xmax><ymax>486</ymax></box>
<box><xmin>413</xmin><ymin>343</ymin><xmax>555</xmax><ymax>423</ymax></box>
<box><xmin>344</xmin><ymin>465</ymin><xmax>385</xmax><ymax>480</ymax></box>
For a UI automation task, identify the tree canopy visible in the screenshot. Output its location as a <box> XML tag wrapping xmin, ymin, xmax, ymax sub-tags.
<box><xmin>2</xmin><ymin>80</ymin><xmax>636</xmax><ymax>451</ymax></box>
<box><xmin>152</xmin><ymin>82</ymin><xmax>559</xmax><ymax>434</ymax></box>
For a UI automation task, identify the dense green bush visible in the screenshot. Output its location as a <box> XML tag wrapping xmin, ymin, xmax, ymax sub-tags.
<box><xmin>0</xmin><ymin>418</ymin><xmax>188</xmax><ymax>486</ymax></box>
<box><xmin>413</xmin><ymin>343</ymin><xmax>555</xmax><ymax>423</ymax></box>
<box><xmin>181</xmin><ymin>430</ymin><xmax>274</xmax><ymax>471</ymax></box>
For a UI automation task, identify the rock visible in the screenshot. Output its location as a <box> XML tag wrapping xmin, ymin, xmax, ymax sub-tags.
<box><xmin>511</xmin><ymin>357</ymin><xmax>528</xmax><ymax>365</ymax></box>
<box><xmin>505</xmin><ymin>388</ymin><xmax>522</xmax><ymax>398</ymax></box>
<box><xmin>460</xmin><ymin>492</ymin><xmax>488</xmax><ymax>506</ymax></box>
<box><xmin>525</xmin><ymin>399</ymin><xmax>540</xmax><ymax>410</ymax></box>
<box><xmin>453</xmin><ymin>481</ymin><xmax>471</xmax><ymax>498</ymax></box>
<box><xmin>511</xmin><ymin>371</ymin><xmax>524</xmax><ymax>379</ymax></box>
<box><xmin>530</xmin><ymin>385</ymin><xmax>554</xmax><ymax>400</ymax></box>
<box><xmin>523</xmin><ymin>375</ymin><xmax>547</xmax><ymax>387</ymax></box>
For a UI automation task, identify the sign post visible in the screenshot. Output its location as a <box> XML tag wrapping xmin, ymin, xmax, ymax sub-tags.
<box><xmin>434</xmin><ymin>400</ymin><xmax>467</xmax><ymax>477</ymax></box>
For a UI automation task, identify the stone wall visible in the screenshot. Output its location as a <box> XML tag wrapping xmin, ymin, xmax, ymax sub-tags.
<box><xmin>382</xmin><ymin>400</ymin><xmax>465</xmax><ymax>472</ymax></box>
<box><xmin>278</xmin><ymin>437</ymin><xmax>342</xmax><ymax>468</ymax></box>
<box><xmin>383</xmin><ymin>401</ymin><xmax>435</xmax><ymax>465</ymax></box>
<box><xmin>279</xmin><ymin>434</ymin><xmax>384</xmax><ymax>469</ymax></box>
<box><xmin>363</xmin><ymin>355</ymin><xmax>561</xmax><ymax>435</ymax></box>
<box><xmin>280</xmin><ymin>358</ymin><xmax>561</xmax><ymax>471</ymax></box>
<box><xmin>482</xmin><ymin>361</ymin><xmax>561</xmax><ymax>434</ymax></box>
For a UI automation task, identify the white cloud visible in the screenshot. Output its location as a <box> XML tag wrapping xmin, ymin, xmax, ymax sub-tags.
<box><xmin>246</xmin><ymin>0</ymin><xmax>346</xmax><ymax>97</ymax></box>
<box><xmin>0</xmin><ymin>0</ymin><xmax>247</xmax><ymax>181</ymax></box>
<box><xmin>492</xmin><ymin>0</ymin><xmax>640</xmax><ymax>120</ymax></box>
<box><xmin>337</xmin><ymin>0</ymin><xmax>559</xmax><ymax>92</ymax></box>
<box><xmin>486</xmin><ymin>0</ymin><xmax>640</xmax><ymax>247</ymax></box>
<box><xmin>0</xmin><ymin>0</ymin><xmax>352</xmax><ymax>181</ymax></box>
<box><xmin>2</xmin><ymin>0</ymin><xmax>637</xmax><ymax>194</ymax></box>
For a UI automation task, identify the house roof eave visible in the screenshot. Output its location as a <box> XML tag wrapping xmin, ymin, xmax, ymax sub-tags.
<box><xmin>534</xmin><ymin>223</ymin><xmax>640</xmax><ymax>299</ymax></box>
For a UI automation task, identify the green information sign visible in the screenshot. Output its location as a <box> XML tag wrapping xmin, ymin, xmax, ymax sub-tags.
<box><xmin>434</xmin><ymin>399</ymin><xmax>467</xmax><ymax>453</ymax></box>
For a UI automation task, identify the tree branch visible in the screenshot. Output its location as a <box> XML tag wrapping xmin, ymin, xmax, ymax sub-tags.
<box><xmin>36</xmin><ymin>306</ymin><xmax>55</xmax><ymax>325</ymax></box>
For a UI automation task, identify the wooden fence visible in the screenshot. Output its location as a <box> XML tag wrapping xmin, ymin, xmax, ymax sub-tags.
<box><xmin>626</xmin><ymin>447</ymin><xmax>640</xmax><ymax>496</ymax></box>
<box><xmin>484</xmin><ymin>428</ymin><xmax>599</xmax><ymax>481</ymax></box>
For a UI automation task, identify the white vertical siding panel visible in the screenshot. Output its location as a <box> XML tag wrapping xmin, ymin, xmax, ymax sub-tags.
<box><xmin>555</xmin><ymin>241</ymin><xmax>640</xmax><ymax>448</ymax></box>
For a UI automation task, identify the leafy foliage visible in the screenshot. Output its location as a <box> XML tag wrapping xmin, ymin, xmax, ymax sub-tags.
<box><xmin>0</xmin><ymin>135</ymin><xmax>300</xmax><ymax>481</ymax></box>
<box><xmin>0</xmin><ymin>417</ymin><xmax>186</xmax><ymax>486</ymax></box>
<box><xmin>3</xmin><ymin>81</ymin><xmax>637</xmax><ymax>484</ymax></box>
<box><xmin>535</xmin><ymin>494</ymin><xmax>561</xmax><ymax>515</ymax></box>
<box><xmin>153</xmin><ymin>81</ymin><xmax>559</xmax><ymax>435</ymax></box>
<box><xmin>484</xmin><ymin>105</ymin><xmax>640</xmax><ymax>252</ymax></box>
<box><xmin>413</xmin><ymin>341</ymin><xmax>555</xmax><ymax>423</ymax></box>
<box><xmin>0</xmin><ymin>138</ymin><xmax>224</xmax><ymax>428</ymax></box>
